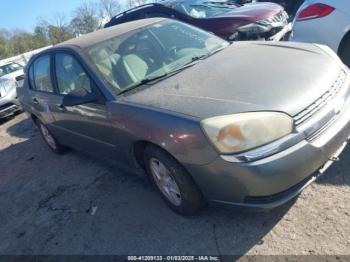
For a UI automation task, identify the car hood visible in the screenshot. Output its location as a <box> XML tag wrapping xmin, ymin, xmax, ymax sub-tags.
<box><xmin>120</xmin><ymin>42</ymin><xmax>345</xmax><ymax>119</ymax></box>
<box><xmin>213</xmin><ymin>3</ymin><xmax>283</xmax><ymax>21</ymax></box>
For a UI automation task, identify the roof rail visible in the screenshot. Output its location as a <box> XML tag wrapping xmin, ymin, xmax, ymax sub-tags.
<box><xmin>113</xmin><ymin>3</ymin><xmax>161</xmax><ymax>19</ymax></box>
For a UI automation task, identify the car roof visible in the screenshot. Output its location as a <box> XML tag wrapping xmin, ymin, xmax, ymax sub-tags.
<box><xmin>56</xmin><ymin>17</ymin><xmax>166</xmax><ymax>50</ymax></box>
<box><xmin>111</xmin><ymin>3</ymin><xmax>168</xmax><ymax>21</ymax></box>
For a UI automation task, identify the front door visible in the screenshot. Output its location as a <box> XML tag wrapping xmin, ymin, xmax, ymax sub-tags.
<box><xmin>50</xmin><ymin>52</ymin><xmax>116</xmax><ymax>160</ymax></box>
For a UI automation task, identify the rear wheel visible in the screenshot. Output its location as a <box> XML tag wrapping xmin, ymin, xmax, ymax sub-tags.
<box><xmin>37</xmin><ymin>121</ymin><xmax>67</xmax><ymax>154</ymax></box>
<box><xmin>144</xmin><ymin>145</ymin><xmax>206</xmax><ymax>215</ymax></box>
<box><xmin>339</xmin><ymin>36</ymin><xmax>350</xmax><ymax>68</ymax></box>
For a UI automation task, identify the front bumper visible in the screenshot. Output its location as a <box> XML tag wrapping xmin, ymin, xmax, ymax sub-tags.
<box><xmin>186</xmin><ymin>81</ymin><xmax>350</xmax><ymax>209</ymax></box>
<box><xmin>0</xmin><ymin>87</ymin><xmax>21</xmax><ymax>118</ymax></box>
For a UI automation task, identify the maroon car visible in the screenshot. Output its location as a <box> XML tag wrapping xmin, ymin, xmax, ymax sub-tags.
<box><xmin>221</xmin><ymin>0</ymin><xmax>304</xmax><ymax>16</ymax></box>
<box><xmin>105</xmin><ymin>0</ymin><xmax>291</xmax><ymax>41</ymax></box>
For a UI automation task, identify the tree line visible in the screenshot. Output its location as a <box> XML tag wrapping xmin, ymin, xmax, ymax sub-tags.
<box><xmin>0</xmin><ymin>0</ymin><xmax>151</xmax><ymax>60</ymax></box>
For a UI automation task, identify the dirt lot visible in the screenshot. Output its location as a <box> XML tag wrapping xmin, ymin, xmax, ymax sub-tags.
<box><xmin>0</xmin><ymin>112</ymin><xmax>350</xmax><ymax>256</ymax></box>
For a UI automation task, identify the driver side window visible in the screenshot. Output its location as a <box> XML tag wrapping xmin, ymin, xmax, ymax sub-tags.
<box><xmin>55</xmin><ymin>53</ymin><xmax>92</xmax><ymax>96</ymax></box>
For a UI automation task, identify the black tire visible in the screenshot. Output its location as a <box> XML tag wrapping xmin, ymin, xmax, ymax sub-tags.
<box><xmin>37</xmin><ymin>120</ymin><xmax>68</xmax><ymax>154</ymax></box>
<box><xmin>144</xmin><ymin>145</ymin><xmax>206</xmax><ymax>215</ymax></box>
<box><xmin>339</xmin><ymin>35</ymin><xmax>350</xmax><ymax>68</ymax></box>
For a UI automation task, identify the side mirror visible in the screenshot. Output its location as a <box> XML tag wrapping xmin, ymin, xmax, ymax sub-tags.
<box><xmin>61</xmin><ymin>89</ymin><xmax>98</xmax><ymax>107</ymax></box>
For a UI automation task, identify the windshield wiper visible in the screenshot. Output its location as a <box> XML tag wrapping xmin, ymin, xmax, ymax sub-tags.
<box><xmin>117</xmin><ymin>73</ymin><xmax>168</xmax><ymax>96</ymax></box>
<box><xmin>118</xmin><ymin>56</ymin><xmax>208</xmax><ymax>96</ymax></box>
<box><xmin>117</xmin><ymin>46</ymin><xmax>227</xmax><ymax>96</ymax></box>
<box><xmin>172</xmin><ymin>46</ymin><xmax>227</xmax><ymax>72</ymax></box>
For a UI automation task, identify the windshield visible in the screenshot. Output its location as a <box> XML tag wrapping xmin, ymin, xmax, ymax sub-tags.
<box><xmin>0</xmin><ymin>63</ymin><xmax>23</xmax><ymax>77</ymax></box>
<box><xmin>171</xmin><ymin>0</ymin><xmax>236</xmax><ymax>18</ymax></box>
<box><xmin>85</xmin><ymin>20</ymin><xmax>228</xmax><ymax>94</ymax></box>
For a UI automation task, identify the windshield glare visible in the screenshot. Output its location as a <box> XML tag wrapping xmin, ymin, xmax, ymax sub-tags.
<box><xmin>0</xmin><ymin>63</ymin><xmax>23</xmax><ymax>77</ymax></box>
<box><xmin>85</xmin><ymin>20</ymin><xmax>228</xmax><ymax>94</ymax></box>
<box><xmin>172</xmin><ymin>0</ymin><xmax>235</xmax><ymax>18</ymax></box>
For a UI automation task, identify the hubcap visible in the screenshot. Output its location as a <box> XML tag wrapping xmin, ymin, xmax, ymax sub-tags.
<box><xmin>149</xmin><ymin>158</ymin><xmax>182</xmax><ymax>206</ymax></box>
<box><xmin>40</xmin><ymin>124</ymin><xmax>57</xmax><ymax>150</ymax></box>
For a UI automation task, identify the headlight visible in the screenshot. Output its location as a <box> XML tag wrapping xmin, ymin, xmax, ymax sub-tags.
<box><xmin>258</xmin><ymin>11</ymin><xmax>289</xmax><ymax>27</ymax></box>
<box><xmin>237</xmin><ymin>23</ymin><xmax>271</xmax><ymax>34</ymax></box>
<box><xmin>201</xmin><ymin>112</ymin><xmax>293</xmax><ymax>154</ymax></box>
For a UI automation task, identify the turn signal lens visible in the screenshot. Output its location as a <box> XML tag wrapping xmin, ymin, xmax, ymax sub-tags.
<box><xmin>296</xmin><ymin>3</ymin><xmax>335</xmax><ymax>21</ymax></box>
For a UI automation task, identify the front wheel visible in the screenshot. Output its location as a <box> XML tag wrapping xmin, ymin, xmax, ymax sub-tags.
<box><xmin>37</xmin><ymin>121</ymin><xmax>67</xmax><ymax>154</ymax></box>
<box><xmin>144</xmin><ymin>145</ymin><xmax>206</xmax><ymax>215</ymax></box>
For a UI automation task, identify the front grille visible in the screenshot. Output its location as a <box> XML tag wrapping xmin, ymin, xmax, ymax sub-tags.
<box><xmin>0</xmin><ymin>103</ymin><xmax>15</xmax><ymax>111</ymax></box>
<box><xmin>259</xmin><ymin>11</ymin><xmax>289</xmax><ymax>27</ymax></box>
<box><xmin>294</xmin><ymin>70</ymin><xmax>348</xmax><ymax>126</ymax></box>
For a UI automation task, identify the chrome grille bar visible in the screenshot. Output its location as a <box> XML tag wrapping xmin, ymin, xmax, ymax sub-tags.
<box><xmin>294</xmin><ymin>70</ymin><xmax>347</xmax><ymax>126</ymax></box>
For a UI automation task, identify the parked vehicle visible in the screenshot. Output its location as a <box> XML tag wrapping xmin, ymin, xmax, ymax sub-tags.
<box><xmin>267</xmin><ymin>0</ymin><xmax>304</xmax><ymax>15</ymax></box>
<box><xmin>105</xmin><ymin>0</ymin><xmax>291</xmax><ymax>41</ymax></box>
<box><xmin>209</xmin><ymin>0</ymin><xmax>304</xmax><ymax>16</ymax></box>
<box><xmin>19</xmin><ymin>18</ymin><xmax>350</xmax><ymax>215</ymax></box>
<box><xmin>289</xmin><ymin>0</ymin><xmax>350</xmax><ymax>67</ymax></box>
<box><xmin>0</xmin><ymin>62</ymin><xmax>24</xmax><ymax>118</ymax></box>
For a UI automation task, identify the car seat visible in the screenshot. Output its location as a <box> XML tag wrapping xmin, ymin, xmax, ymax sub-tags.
<box><xmin>91</xmin><ymin>48</ymin><xmax>120</xmax><ymax>88</ymax></box>
<box><xmin>115</xmin><ymin>40</ymin><xmax>149</xmax><ymax>89</ymax></box>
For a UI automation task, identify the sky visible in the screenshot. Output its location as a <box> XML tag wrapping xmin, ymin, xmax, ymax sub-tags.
<box><xmin>0</xmin><ymin>0</ymin><xmax>128</xmax><ymax>32</ymax></box>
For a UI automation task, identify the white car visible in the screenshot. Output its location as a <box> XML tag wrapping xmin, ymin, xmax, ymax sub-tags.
<box><xmin>289</xmin><ymin>0</ymin><xmax>350</xmax><ymax>67</ymax></box>
<box><xmin>0</xmin><ymin>62</ymin><xmax>24</xmax><ymax>118</ymax></box>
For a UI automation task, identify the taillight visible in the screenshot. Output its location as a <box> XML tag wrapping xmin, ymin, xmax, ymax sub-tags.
<box><xmin>296</xmin><ymin>3</ymin><xmax>335</xmax><ymax>21</ymax></box>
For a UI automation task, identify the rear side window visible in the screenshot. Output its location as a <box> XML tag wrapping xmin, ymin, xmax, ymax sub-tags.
<box><xmin>31</xmin><ymin>55</ymin><xmax>54</xmax><ymax>93</ymax></box>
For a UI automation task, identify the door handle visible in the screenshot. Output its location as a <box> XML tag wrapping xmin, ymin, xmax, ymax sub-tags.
<box><xmin>32</xmin><ymin>98</ymin><xmax>39</xmax><ymax>104</ymax></box>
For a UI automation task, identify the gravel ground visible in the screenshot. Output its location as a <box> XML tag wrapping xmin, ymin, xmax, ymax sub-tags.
<box><xmin>0</xmin><ymin>113</ymin><xmax>349</xmax><ymax>256</ymax></box>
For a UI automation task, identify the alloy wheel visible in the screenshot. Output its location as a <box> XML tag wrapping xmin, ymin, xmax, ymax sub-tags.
<box><xmin>40</xmin><ymin>124</ymin><xmax>57</xmax><ymax>150</ymax></box>
<box><xmin>149</xmin><ymin>158</ymin><xmax>182</xmax><ymax>206</ymax></box>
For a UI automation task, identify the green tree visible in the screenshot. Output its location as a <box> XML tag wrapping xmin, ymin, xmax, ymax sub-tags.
<box><xmin>47</xmin><ymin>25</ymin><xmax>73</xmax><ymax>45</ymax></box>
<box><xmin>9</xmin><ymin>31</ymin><xmax>36</xmax><ymax>55</ymax></box>
<box><xmin>99</xmin><ymin>0</ymin><xmax>122</xmax><ymax>21</ymax></box>
<box><xmin>72</xmin><ymin>2</ymin><xmax>100</xmax><ymax>35</ymax></box>
<box><xmin>33</xmin><ymin>25</ymin><xmax>49</xmax><ymax>48</ymax></box>
<box><xmin>0</xmin><ymin>35</ymin><xmax>12</xmax><ymax>59</ymax></box>
<box><xmin>41</xmin><ymin>14</ymin><xmax>74</xmax><ymax>45</ymax></box>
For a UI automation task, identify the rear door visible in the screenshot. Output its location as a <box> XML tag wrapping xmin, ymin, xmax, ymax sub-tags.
<box><xmin>27</xmin><ymin>54</ymin><xmax>62</xmax><ymax>127</ymax></box>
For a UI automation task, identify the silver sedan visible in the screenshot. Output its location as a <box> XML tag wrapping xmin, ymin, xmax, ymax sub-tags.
<box><xmin>18</xmin><ymin>18</ymin><xmax>350</xmax><ymax>215</ymax></box>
